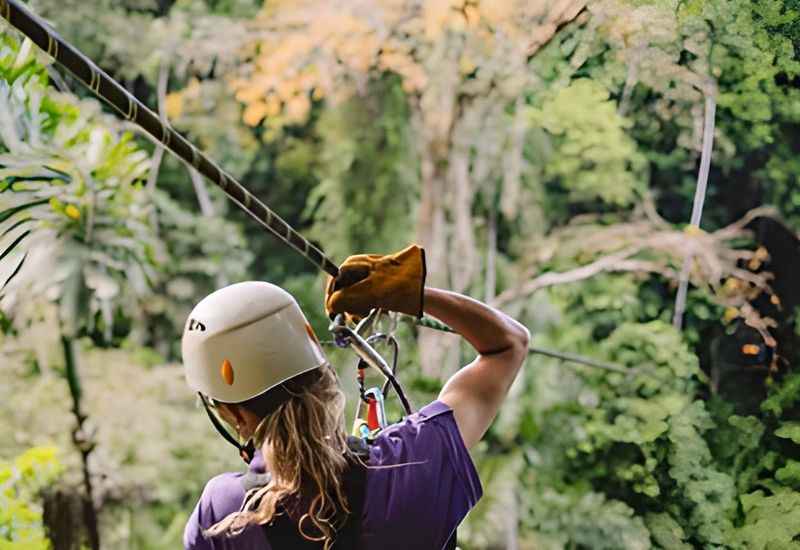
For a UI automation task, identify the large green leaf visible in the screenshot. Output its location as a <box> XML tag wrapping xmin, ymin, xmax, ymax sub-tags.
<box><xmin>774</xmin><ymin>422</ymin><xmax>800</xmax><ymax>444</ymax></box>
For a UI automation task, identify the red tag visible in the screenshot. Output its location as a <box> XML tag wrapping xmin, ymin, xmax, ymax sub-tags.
<box><xmin>367</xmin><ymin>397</ymin><xmax>380</xmax><ymax>430</ymax></box>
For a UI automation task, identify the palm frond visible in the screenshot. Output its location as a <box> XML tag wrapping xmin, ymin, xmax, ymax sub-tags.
<box><xmin>0</xmin><ymin>198</ymin><xmax>48</xmax><ymax>223</ymax></box>
<box><xmin>1</xmin><ymin>251</ymin><xmax>27</xmax><ymax>291</ymax></box>
<box><xmin>1</xmin><ymin>217</ymin><xmax>32</xmax><ymax>237</ymax></box>
<box><xmin>0</xmin><ymin>229</ymin><xmax>30</xmax><ymax>263</ymax></box>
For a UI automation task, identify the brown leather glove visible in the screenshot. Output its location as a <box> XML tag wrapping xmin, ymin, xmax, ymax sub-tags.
<box><xmin>325</xmin><ymin>244</ymin><xmax>427</xmax><ymax>319</ymax></box>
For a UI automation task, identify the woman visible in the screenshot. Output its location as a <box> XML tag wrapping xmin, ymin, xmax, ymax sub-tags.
<box><xmin>182</xmin><ymin>245</ymin><xmax>530</xmax><ymax>549</ymax></box>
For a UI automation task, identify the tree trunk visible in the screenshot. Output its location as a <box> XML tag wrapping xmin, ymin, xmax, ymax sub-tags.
<box><xmin>43</xmin><ymin>488</ymin><xmax>87</xmax><ymax>550</ymax></box>
<box><xmin>60</xmin><ymin>336</ymin><xmax>100</xmax><ymax>550</ymax></box>
<box><xmin>415</xmin><ymin>138</ymin><xmax>461</xmax><ymax>377</ymax></box>
<box><xmin>486</xmin><ymin>199</ymin><xmax>497</xmax><ymax>303</ymax></box>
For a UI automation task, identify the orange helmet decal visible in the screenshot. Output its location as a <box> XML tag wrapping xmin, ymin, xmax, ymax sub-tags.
<box><xmin>221</xmin><ymin>359</ymin><xmax>235</xmax><ymax>385</ymax></box>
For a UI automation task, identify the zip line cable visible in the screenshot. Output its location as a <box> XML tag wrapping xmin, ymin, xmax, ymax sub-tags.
<box><xmin>0</xmin><ymin>0</ymin><xmax>339</xmax><ymax>278</ymax></box>
<box><xmin>414</xmin><ymin>316</ymin><xmax>665</xmax><ymax>378</ymax></box>
<box><xmin>0</xmin><ymin>0</ymin><xmax>639</xmax><ymax>376</ymax></box>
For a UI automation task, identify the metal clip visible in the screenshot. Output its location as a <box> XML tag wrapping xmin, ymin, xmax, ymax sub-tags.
<box><xmin>329</xmin><ymin>312</ymin><xmax>413</xmax><ymax>416</ymax></box>
<box><xmin>329</xmin><ymin>313</ymin><xmax>395</xmax><ymax>381</ymax></box>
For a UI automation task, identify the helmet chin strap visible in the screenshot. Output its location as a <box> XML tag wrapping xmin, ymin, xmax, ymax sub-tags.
<box><xmin>199</xmin><ymin>393</ymin><xmax>256</xmax><ymax>464</ymax></box>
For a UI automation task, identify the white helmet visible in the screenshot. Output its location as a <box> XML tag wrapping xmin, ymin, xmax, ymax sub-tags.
<box><xmin>181</xmin><ymin>281</ymin><xmax>327</xmax><ymax>403</ymax></box>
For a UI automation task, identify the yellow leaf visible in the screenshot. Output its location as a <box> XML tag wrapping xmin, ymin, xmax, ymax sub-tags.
<box><xmin>684</xmin><ymin>224</ymin><xmax>704</xmax><ymax>236</ymax></box>
<box><xmin>276</xmin><ymin>79</ymin><xmax>298</xmax><ymax>101</ymax></box>
<box><xmin>243</xmin><ymin>102</ymin><xmax>269</xmax><ymax>127</ymax></box>
<box><xmin>423</xmin><ymin>0</ymin><xmax>451</xmax><ymax>39</ymax></box>
<box><xmin>464</xmin><ymin>5</ymin><xmax>481</xmax><ymax>27</ymax></box>
<box><xmin>459</xmin><ymin>54</ymin><xmax>476</xmax><ymax>75</ymax></box>
<box><xmin>285</xmin><ymin>94</ymin><xmax>311</xmax><ymax>122</ymax></box>
<box><xmin>479</xmin><ymin>0</ymin><xmax>515</xmax><ymax>29</ymax></box>
<box><xmin>748</xmin><ymin>257</ymin><xmax>762</xmax><ymax>271</ymax></box>
<box><xmin>64</xmin><ymin>204</ymin><xmax>81</xmax><ymax>220</ymax></box>
<box><xmin>265</xmin><ymin>95</ymin><xmax>282</xmax><ymax>117</ymax></box>
<box><xmin>165</xmin><ymin>91</ymin><xmax>184</xmax><ymax>120</ymax></box>
<box><xmin>722</xmin><ymin>277</ymin><xmax>742</xmax><ymax>295</ymax></box>
<box><xmin>186</xmin><ymin>77</ymin><xmax>202</xmax><ymax>98</ymax></box>
<box><xmin>723</xmin><ymin>307</ymin><xmax>739</xmax><ymax>323</ymax></box>
<box><xmin>235</xmin><ymin>84</ymin><xmax>266</xmax><ymax>104</ymax></box>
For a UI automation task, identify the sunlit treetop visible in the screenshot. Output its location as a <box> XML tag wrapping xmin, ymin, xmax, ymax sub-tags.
<box><xmin>229</xmin><ymin>0</ymin><xmax>586</xmax><ymax>134</ymax></box>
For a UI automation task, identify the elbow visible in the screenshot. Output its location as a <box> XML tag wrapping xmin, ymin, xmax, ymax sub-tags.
<box><xmin>507</xmin><ymin>319</ymin><xmax>530</xmax><ymax>356</ymax></box>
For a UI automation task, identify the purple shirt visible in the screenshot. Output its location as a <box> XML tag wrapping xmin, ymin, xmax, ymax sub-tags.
<box><xmin>184</xmin><ymin>401</ymin><xmax>482</xmax><ymax>550</ymax></box>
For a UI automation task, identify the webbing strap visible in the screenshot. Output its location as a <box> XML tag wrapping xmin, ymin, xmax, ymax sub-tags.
<box><xmin>0</xmin><ymin>0</ymin><xmax>339</xmax><ymax>278</ymax></box>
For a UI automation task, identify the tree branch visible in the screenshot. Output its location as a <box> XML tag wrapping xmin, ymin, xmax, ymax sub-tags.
<box><xmin>495</xmin><ymin>203</ymin><xmax>774</xmax><ymax>312</ymax></box>
<box><xmin>494</xmin><ymin>246</ymin><xmax>646</xmax><ymax>306</ymax></box>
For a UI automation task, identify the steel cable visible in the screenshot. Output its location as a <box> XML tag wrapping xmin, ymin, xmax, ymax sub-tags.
<box><xmin>0</xmin><ymin>0</ymin><xmax>339</xmax><ymax>277</ymax></box>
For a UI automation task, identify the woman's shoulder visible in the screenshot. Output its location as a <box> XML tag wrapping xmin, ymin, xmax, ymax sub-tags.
<box><xmin>200</xmin><ymin>471</ymin><xmax>247</xmax><ymax>515</ymax></box>
<box><xmin>368</xmin><ymin>400</ymin><xmax>465</xmax><ymax>466</ymax></box>
<box><xmin>184</xmin><ymin>460</ymin><xmax>270</xmax><ymax>550</ymax></box>
<box><xmin>357</xmin><ymin>400</ymin><xmax>482</xmax><ymax>549</ymax></box>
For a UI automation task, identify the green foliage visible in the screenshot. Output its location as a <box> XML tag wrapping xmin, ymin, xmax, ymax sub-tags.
<box><xmin>307</xmin><ymin>76</ymin><xmax>417</xmax><ymax>260</ymax></box>
<box><xmin>762</xmin><ymin>370</ymin><xmax>800</xmax><ymax>417</ymax></box>
<box><xmin>0</xmin><ymin>33</ymin><xmax>158</xmax><ymax>339</ymax></box>
<box><xmin>644</xmin><ymin>513</ymin><xmax>692</xmax><ymax>550</ymax></box>
<box><xmin>142</xmin><ymin>188</ymin><xmax>252</xmax><ymax>357</ymax></box>
<box><xmin>0</xmin><ymin>27</ymin><xmax>250</xmax><ymax>549</ymax></box>
<box><xmin>530</xmin><ymin>79</ymin><xmax>646</xmax><ymax>207</ymax></box>
<box><xmin>2</xmin><ymin>0</ymin><xmax>800</xmax><ymax>548</ymax></box>
<box><xmin>775</xmin><ymin>421</ymin><xmax>800</xmax><ymax>444</ymax></box>
<box><xmin>666</xmin><ymin>401</ymin><xmax>737</xmax><ymax>545</ymax></box>
<box><xmin>526</xmin><ymin>488</ymin><xmax>652</xmax><ymax>550</ymax></box>
<box><xmin>0</xmin><ymin>345</ymin><xmax>243</xmax><ymax>550</ymax></box>
<box><xmin>499</xmin><ymin>277</ymin><xmax>800</xmax><ymax>548</ymax></box>
<box><xmin>0</xmin><ymin>447</ymin><xmax>62</xmax><ymax>549</ymax></box>
<box><xmin>700</xmin><ymin>0</ymin><xmax>800</xmax><ymax>150</ymax></box>
<box><xmin>730</xmin><ymin>488</ymin><xmax>800</xmax><ymax>550</ymax></box>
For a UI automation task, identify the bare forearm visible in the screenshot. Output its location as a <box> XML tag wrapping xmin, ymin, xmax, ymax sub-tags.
<box><xmin>423</xmin><ymin>288</ymin><xmax>529</xmax><ymax>355</ymax></box>
<box><xmin>426</xmin><ymin>287</ymin><xmax>530</xmax><ymax>449</ymax></box>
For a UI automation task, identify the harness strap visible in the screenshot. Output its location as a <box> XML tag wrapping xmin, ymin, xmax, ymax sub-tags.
<box><xmin>241</xmin><ymin>471</ymin><xmax>272</xmax><ymax>493</ymax></box>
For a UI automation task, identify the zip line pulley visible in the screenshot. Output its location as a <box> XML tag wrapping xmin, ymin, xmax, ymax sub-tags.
<box><xmin>329</xmin><ymin>309</ymin><xmax>412</xmax><ymax>440</ymax></box>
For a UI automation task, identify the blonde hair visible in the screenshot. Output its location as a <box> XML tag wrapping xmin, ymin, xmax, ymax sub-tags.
<box><xmin>205</xmin><ymin>367</ymin><xmax>352</xmax><ymax>549</ymax></box>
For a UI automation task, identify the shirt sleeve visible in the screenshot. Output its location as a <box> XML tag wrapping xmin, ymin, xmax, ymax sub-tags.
<box><xmin>184</xmin><ymin>500</ymin><xmax>214</xmax><ymax>550</ymax></box>
<box><xmin>361</xmin><ymin>400</ymin><xmax>483</xmax><ymax>550</ymax></box>
<box><xmin>183</xmin><ymin>472</ymin><xmax>268</xmax><ymax>550</ymax></box>
<box><xmin>184</xmin><ymin>473</ymin><xmax>237</xmax><ymax>550</ymax></box>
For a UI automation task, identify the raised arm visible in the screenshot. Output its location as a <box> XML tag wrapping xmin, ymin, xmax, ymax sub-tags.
<box><xmin>323</xmin><ymin>245</ymin><xmax>530</xmax><ymax>448</ymax></box>
<box><xmin>424</xmin><ymin>288</ymin><xmax>530</xmax><ymax>449</ymax></box>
